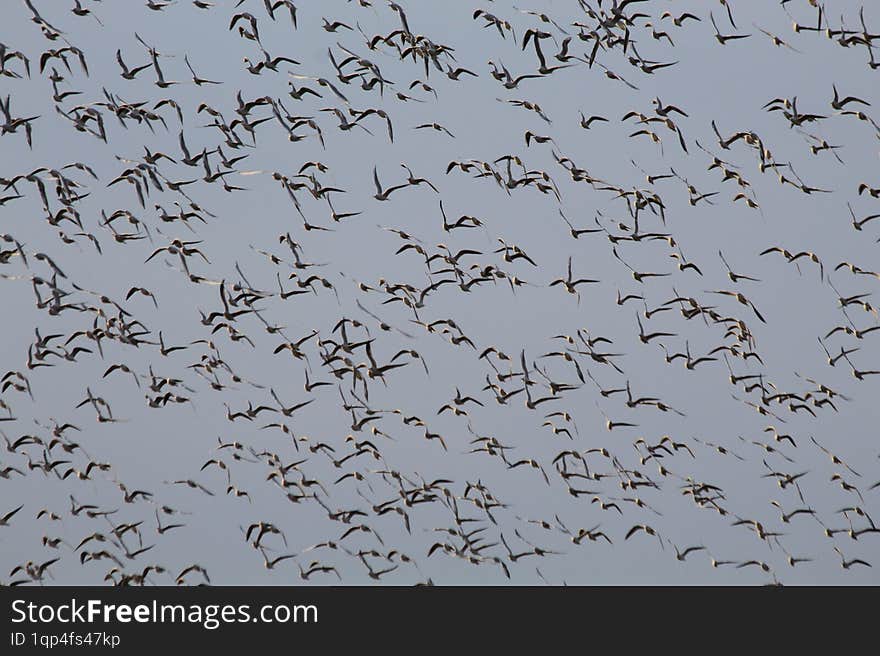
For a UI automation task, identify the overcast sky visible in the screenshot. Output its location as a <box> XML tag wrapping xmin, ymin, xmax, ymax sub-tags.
<box><xmin>0</xmin><ymin>0</ymin><xmax>878</xmax><ymax>585</ymax></box>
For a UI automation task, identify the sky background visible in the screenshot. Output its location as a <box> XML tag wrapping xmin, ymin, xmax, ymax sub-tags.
<box><xmin>0</xmin><ymin>0</ymin><xmax>878</xmax><ymax>584</ymax></box>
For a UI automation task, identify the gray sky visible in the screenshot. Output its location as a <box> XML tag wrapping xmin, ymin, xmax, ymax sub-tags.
<box><xmin>1</xmin><ymin>0</ymin><xmax>878</xmax><ymax>585</ymax></box>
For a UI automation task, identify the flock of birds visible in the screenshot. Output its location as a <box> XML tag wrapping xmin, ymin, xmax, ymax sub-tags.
<box><xmin>1</xmin><ymin>0</ymin><xmax>879</xmax><ymax>586</ymax></box>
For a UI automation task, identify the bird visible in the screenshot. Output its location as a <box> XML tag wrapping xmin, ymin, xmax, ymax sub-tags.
<box><xmin>625</xmin><ymin>524</ymin><xmax>662</xmax><ymax>545</ymax></box>
<box><xmin>710</xmin><ymin>13</ymin><xmax>751</xmax><ymax>44</ymax></box>
<box><xmin>372</xmin><ymin>166</ymin><xmax>409</xmax><ymax>201</ymax></box>
<box><xmin>549</xmin><ymin>257</ymin><xmax>599</xmax><ymax>301</ymax></box>
<box><xmin>116</xmin><ymin>49</ymin><xmax>151</xmax><ymax>80</ymax></box>
<box><xmin>672</xmin><ymin>543</ymin><xmax>706</xmax><ymax>561</ymax></box>
<box><xmin>834</xmin><ymin>547</ymin><xmax>872</xmax><ymax>570</ymax></box>
<box><xmin>0</xmin><ymin>504</ymin><xmax>24</xmax><ymax>527</ymax></box>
